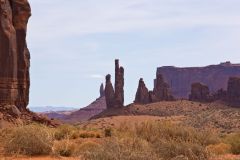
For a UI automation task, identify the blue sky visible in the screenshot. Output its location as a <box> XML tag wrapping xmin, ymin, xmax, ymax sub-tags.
<box><xmin>28</xmin><ymin>0</ymin><xmax>240</xmax><ymax>108</ymax></box>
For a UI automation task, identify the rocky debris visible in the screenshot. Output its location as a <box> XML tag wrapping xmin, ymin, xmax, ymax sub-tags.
<box><xmin>100</xmin><ymin>83</ymin><xmax>105</xmax><ymax>97</ymax></box>
<box><xmin>5</xmin><ymin>105</ymin><xmax>21</xmax><ymax>117</ymax></box>
<box><xmin>105</xmin><ymin>60</ymin><xmax>125</xmax><ymax>109</ymax></box>
<box><xmin>189</xmin><ymin>83</ymin><xmax>211</xmax><ymax>102</ymax></box>
<box><xmin>0</xmin><ymin>0</ymin><xmax>31</xmax><ymax>110</ymax></box>
<box><xmin>0</xmin><ymin>105</ymin><xmax>58</xmax><ymax>128</ymax></box>
<box><xmin>105</xmin><ymin>74</ymin><xmax>115</xmax><ymax>109</ymax></box>
<box><xmin>153</xmin><ymin>74</ymin><xmax>174</xmax><ymax>101</ymax></box>
<box><xmin>134</xmin><ymin>78</ymin><xmax>150</xmax><ymax>104</ymax></box>
<box><xmin>114</xmin><ymin>59</ymin><xmax>124</xmax><ymax>107</ymax></box>
<box><xmin>157</xmin><ymin>62</ymin><xmax>240</xmax><ymax>98</ymax></box>
<box><xmin>227</xmin><ymin>77</ymin><xmax>240</xmax><ymax>107</ymax></box>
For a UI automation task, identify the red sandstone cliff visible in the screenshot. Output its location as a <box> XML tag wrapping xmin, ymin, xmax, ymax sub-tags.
<box><xmin>0</xmin><ymin>0</ymin><xmax>31</xmax><ymax>110</ymax></box>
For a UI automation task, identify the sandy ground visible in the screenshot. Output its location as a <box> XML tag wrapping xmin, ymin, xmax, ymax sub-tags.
<box><xmin>0</xmin><ymin>156</ymin><xmax>80</xmax><ymax>160</ymax></box>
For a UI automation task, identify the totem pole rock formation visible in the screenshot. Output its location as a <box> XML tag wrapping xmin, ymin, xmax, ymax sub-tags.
<box><xmin>227</xmin><ymin>77</ymin><xmax>240</xmax><ymax>107</ymax></box>
<box><xmin>189</xmin><ymin>83</ymin><xmax>210</xmax><ymax>102</ymax></box>
<box><xmin>134</xmin><ymin>78</ymin><xmax>150</xmax><ymax>104</ymax></box>
<box><xmin>105</xmin><ymin>60</ymin><xmax>124</xmax><ymax>109</ymax></box>
<box><xmin>153</xmin><ymin>74</ymin><xmax>174</xmax><ymax>101</ymax></box>
<box><xmin>0</xmin><ymin>0</ymin><xmax>31</xmax><ymax>110</ymax></box>
<box><xmin>114</xmin><ymin>59</ymin><xmax>124</xmax><ymax>107</ymax></box>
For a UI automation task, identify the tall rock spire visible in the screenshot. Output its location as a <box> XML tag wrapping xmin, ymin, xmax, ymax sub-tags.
<box><xmin>114</xmin><ymin>59</ymin><xmax>124</xmax><ymax>107</ymax></box>
<box><xmin>105</xmin><ymin>59</ymin><xmax>124</xmax><ymax>109</ymax></box>
<box><xmin>105</xmin><ymin>74</ymin><xmax>115</xmax><ymax>109</ymax></box>
<box><xmin>0</xmin><ymin>0</ymin><xmax>31</xmax><ymax>110</ymax></box>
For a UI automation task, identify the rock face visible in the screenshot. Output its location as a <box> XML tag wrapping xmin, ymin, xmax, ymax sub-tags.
<box><xmin>0</xmin><ymin>0</ymin><xmax>31</xmax><ymax>110</ymax></box>
<box><xmin>153</xmin><ymin>74</ymin><xmax>174</xmax><ymax>101</ymax></box>
<box><xmin>100</xmin><ymin>83</ymin><xmax>105</xmax><ymax>97</ymax></box>
<box><xmin>189</xmin><ymin>83</ymin><xmax>210</xmax><ymax>102</ymax></box>
<box><xmin>227</xmin><ymin>77</ymin><xmax>240</xmax><ymax>107</ymax></box>
<box><xmin>105</xmin><ymin>74</ymin><xmax>115</xmax><ymax>109</ymax></box>
<box><xmin>134</xmin><ymin>74</ymin><xmax>174</xmax><ymax>104</ymax></box>
<box><xmin>157</xmin><ymin>62</ymin><xmax>240</xmax><ymax>99</ymax></box>
<box><xmin>134</xmin><ymin>78</ymin><xmax>150</xmax><ymax>104</ymax></box>
<box><xmin>114</xmin><ymin>59</ymin><xmax>124</xmax><ymax>107</ymax></box>
<box><xmin>105</xmin><ymin>60</ymin><xmax>124</xmax><ymax>109</ymax></box>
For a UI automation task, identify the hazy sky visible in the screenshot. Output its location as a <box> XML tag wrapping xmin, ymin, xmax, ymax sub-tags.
<box><xmin>28</xmin><ymin>0</ymin><xmax>240</xmax><ymax>108</ymax></box>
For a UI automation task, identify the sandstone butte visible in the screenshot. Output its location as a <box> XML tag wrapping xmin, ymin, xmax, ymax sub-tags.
<box><xmin>0</xmin><ymin>0</ymin><xmax>31</xmax><ymax>111</ymax></box>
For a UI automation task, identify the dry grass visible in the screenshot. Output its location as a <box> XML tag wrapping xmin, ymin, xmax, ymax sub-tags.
<box><xmin>0</xmin><ymin>116</ymin><xmax>240</xmax><ymax>160</ymax></box>
<box><xmin>2</xmin><ymin>124</ymin><xmax>54</xmax><ymax>156</ymax></box>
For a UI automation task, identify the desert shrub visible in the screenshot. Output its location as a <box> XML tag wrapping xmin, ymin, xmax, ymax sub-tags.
<box><xmin>3</xmin><ymin>124</ymin><xmax>53</xmax><ymax>155</ymax></box>
<box><xmin>75</xmin><ymin>141</ymin><xmax>101</xmax><ymax>156</ymax></box>
<box><xmin>206</xmin><ymin>143</ymin><xmax>231</xmax><ymax>155</ymax></box>
<box><xmin>104</xmin><ymin>128</ymin><xmax>112</xmax><ymax>137</ymax></box>
<box><xmin>79</xmin><ymin>131</ymin><xmax>96</xmax><ymax>138</ymax></box>
<box><xmin>224</xmin><ymin>132</ymin><xmax>240</xmax><ymax>154</ymax></box>
<box><xmin>83</xmin><ymin>137</ymin><xmax>158</xmax><ymax>160</ymax></box>
<box><xmin>52</xmin><ymin>139</ymin><xmax>76</xmax><ymax>157</ymax></box>
<box><xmin>119</xmin><ymin>121</ymin><xmax>218</xmax><ymax>160</ymax></box>
<box><xmin>54</xmin><ymin>124</ymin><xmax>78</xmax><ymax>140</ymax></box>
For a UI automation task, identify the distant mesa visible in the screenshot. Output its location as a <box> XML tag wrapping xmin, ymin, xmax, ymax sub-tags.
<box><xmin>158</xmin><ymin>61</ymin><xmax>240</xmax><ymax>99</ymax></box>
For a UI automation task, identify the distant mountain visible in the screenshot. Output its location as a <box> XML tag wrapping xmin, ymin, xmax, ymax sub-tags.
<box><xmin>29</xmin><ymin>106</ymin><xmax>78</xmax><ymax>113</ymax></box>
<box><xmin>42</xmin><ymin>83</ymin><xmax>107</xmax><ymax>123</ymax></box>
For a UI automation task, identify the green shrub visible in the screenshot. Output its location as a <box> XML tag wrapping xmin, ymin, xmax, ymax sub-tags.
<box><xmin>3</xmin><ymin>124</ymin><xmax>53</xmax><ymax>155</ymax></box>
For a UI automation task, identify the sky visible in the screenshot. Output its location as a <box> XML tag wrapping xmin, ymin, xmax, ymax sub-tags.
<box><xmin>28</xmin><ymin>0</ymin><xmax>240</xmax><ymax>108</ymax></box>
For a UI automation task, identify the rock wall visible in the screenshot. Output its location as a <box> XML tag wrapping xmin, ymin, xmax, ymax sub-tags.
<box><xmin>227</xmin><ymin>77</ymin><xmax>240</xmax><ymax>107</ymax></box>
<box><xmin>157</xmin><ymin>62</ymin><xmax>240</xmax><ymax>99</ymax></box>
<box><xmin>153</xmin><ymin>74</ymin><xmax>174</xmax><ymax>101</ymax></box>
<box><xmin>0</xmin><ymin>0</ymin><xmax>31</xmax><ymax>110</ymax></box>
<box><xmin>189</xmin><ymin>83</ymin><xmax>211</xmax><ymax>102</ymax></box>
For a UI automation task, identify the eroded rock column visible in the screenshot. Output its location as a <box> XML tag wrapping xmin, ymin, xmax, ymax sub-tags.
<box><xmin>0</xmin><ymin>0</ymin><xmax>31</xmax><ymax>110</ymax></box>
<box><xmin>134</xmin><ymin>78</ymin><xmax>149</xmax><ymax>104</ymax></box>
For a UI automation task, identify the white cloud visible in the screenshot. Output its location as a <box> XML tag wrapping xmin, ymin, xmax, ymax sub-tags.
<box><xmin>89</xmin><ymin>74</ymin><xmax>105</xmax><ymax>79</ymax></box>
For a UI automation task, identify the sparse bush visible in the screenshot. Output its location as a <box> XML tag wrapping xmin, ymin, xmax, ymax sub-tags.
<box><xmin>3</xmin><ymin>124</ymin><xmax>53</xmax><ymax>155</ymax></box>
<box><xmin>104</xmin><ymin>128</ymin><xmax>112</xmax><ymax>137</ymax></box>
<box><xmin>79</xmin><ymin>131</ymin><xmax>96</xmax><ymax>138</ymax></box>
<box><xmin>224</xmin><ymin>132</ymin><xmax>240</xmax><ymax>154</ymax></box>
<box><xmin>52</xmin><ymin>139</ymin><xmax>76</xmax><ymax>157</ymax></box>
<box><xmin>83</xmin><ymin>137</ymin><xmax>158</xmax><ymax>160</ymax></box>
<box><xmin>54</xmin><ymin>124</ymin><xmax>78</xmax><ymax>140</ymax></box>
<box><xmin>206</xmin><ymin>143</ymin><xmax>231</xmax><ymax>156</ymax></box>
